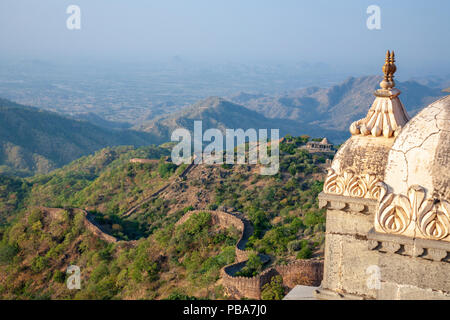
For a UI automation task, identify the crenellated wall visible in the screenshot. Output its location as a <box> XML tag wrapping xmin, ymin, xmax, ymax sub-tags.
<box><xmin>221</xmin><ymin>263</ymin><xmax>278</xmax><ymax>299</ymax></box>
<box><xmin>176</xmin><ymin>209</ymin><xmax>323</xmax><ymax>299</ymax></box>
<box><xmin>275</xmin><ymin>260</ymin><xmax>323</xmax><ymax>288</ymax></box>
<box><xmin>79</xmin><ymin>209</ymin><xmax>119</xmax><ymax>243</ymax></box>
<box><xmin>221</xmin><ymin>259</ymin><xmax>323</xmax><ymax>299</ymax></box>
<box><xmin>40</xmin><ymin>207</ymin><xmax>136</xmax><ymax>246</ymax></box>
<box><xmin>43</xmin><ymin>206</ymin><xmax>324</xmax><ymax>299</ymax></box>
<box><xmin>129</xmin><ymin>158</ymin><xmax>159</xmax><ymax>164</ymax></box>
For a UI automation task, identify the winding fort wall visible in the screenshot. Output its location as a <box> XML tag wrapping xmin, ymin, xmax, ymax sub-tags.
<box><xmin>176</xmin><ymin>209</ymin><xmax>324</xmax><ymax>299</ymax></box>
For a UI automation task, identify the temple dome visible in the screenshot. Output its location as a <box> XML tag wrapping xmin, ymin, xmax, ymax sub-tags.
<box><xmin>383</xmin><ymin>95</ymin><xmax>450</xmax><ymax>200</ymax></box>
<box><xmin>323</xmin><ymin>51</ymin><xmax>409</xmax><ymax>200</ymax></box>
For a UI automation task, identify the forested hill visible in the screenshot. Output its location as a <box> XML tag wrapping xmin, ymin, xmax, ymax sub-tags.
<box><xmin>0</xmin><ymin>98</ymin><xmax>163</xmax><ymax>176</ymax></box>
<box><xmin>0</xmin><ymin>136</ymin><xmax>330</xmax><ymax>299</ymax></box>
<box><xmin>137</xmin><ymin>96</ymin><xmax>348</xmax><ymax>143</ymax></box>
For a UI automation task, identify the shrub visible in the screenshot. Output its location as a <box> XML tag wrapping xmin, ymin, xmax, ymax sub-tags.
<box><xmin>235</xmin><ymin>253</ymin><xmax>263</xmax><ymax>277</ymax></box>
<box><xmin>183</xmin><ymin>206</ymin><xmax>194</xmax><ymax>213</ymax></box>
<box><xmin>0</xmin><ymin>244</ymin><xmax>18</xmax><ymax>265</ymax></box>
<box><xmin>166</xmin><ymin>291</ymin><xmax>198</xmax><ymax>300</ymax></box>
<box><xmin>287</xmin><ymin>239</ymin><xmax>307</xmax><ymax>253</ymax></box>
<box><xmin>261</xmin><ymin>275</ymin><xmax>285</xmax><ymax>300</ymax></box>
<box><xmin>53</xmin><ymin>270</ymin><xmax>65</xmax><ymax>283</ymax></box>
<box><xmin>31</xmin><ymin>256</ymin><xmax>49</xmax><ymax>273</ymax></box>
<box><xmin>208</xmin><ymin>203</ymin><xmax>218</xmax><ymax>210</ymax></box>
<box><xmin>296</xmin><ymin>246</ymin><xmax>312</xmax><ymax>259</ymax></box>
<box><xmin>91</xmin><ymin>263</ymin><xmax>109</xmax><ymax>283</ymax></box>
<box><xmin>158</xmin><ymin>159</ymin><xmax>177</xmax><ymax>178</ymax></box>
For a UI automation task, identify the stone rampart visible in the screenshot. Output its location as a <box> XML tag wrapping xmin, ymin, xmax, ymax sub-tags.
<box><xmin>176</xmin><ymin>209</ymin><xmax>323</xmax><ymax>299</ymax></box>
<box><xmin>221</xmin><ymin>259</ymin><xmax>323</xmax><ymax>299</ymax></box>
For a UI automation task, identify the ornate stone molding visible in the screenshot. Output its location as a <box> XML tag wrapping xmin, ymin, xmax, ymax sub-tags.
<box><xmin>318</xmin><ymin>191</ymin><xmax>377</xmax><ymax>215</ymax></box>
<box><xmin>367</xmin><ymin>228</ymin><xmax>450</xmax><ymax>262</ymax></box>
<box><xmin>323</xmin><ymin>168</ymin><xmax>381</xmax><ymax>200</ymax></box>
<box><xmin>376</xmin><ymin>182</ymin><xmax>450</xmax><ymax>241</ymax></box>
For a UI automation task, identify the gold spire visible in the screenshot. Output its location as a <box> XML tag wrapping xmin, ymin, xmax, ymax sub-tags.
<box><xmin>380</xmin><ymin>50</ymin><xmax>396</xmax><ymax>90</ymax></box>
<box><xmin>389</xmin><ymin>50</ymin><xmax>396</xmax><ymax>86</ymax></box>
<box><xmin>382</xmin><ymin>50</ymin><xmax>391</xmax><ymax>82</ymax></box>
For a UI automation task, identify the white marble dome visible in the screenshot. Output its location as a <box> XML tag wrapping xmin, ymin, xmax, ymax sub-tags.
<box><xmin>384</xmin><ymin>95</ymin><xmax>450</xmax><ymax>200</ymax></box>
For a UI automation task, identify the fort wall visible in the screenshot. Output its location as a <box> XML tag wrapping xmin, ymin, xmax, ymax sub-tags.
<box><xmin>176</xmin><ymin>209</ymin><xmax>323</xmax><ymax>299</ymax></box>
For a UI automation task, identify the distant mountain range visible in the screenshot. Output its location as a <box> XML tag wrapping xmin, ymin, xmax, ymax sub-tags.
<box><xmin>229</xmin><ymin>75</ymin><xmax>447</xmax><ymax>131</ymax></box>
<box><xmin>0</xmin><ymin>75</ymin><xmax>447</xmax><ymax>176</ymax></box>
<box><xmin>136</xmin><ymin>96</ymin><xmax>348</xmax><ymax>143</ymax></box>
<box><xmin>137</xmin><ymin>75</ymin><xmax>447</xmax><ymax>144</ymax></box>
<box><xmin>0</xmin><ymin>98</ymin><xmax>162</xmax><ymax>176</ymax></box>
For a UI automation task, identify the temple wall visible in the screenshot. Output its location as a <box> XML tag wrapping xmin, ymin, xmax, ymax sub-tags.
<box><xmin>317</xmin><ymin>192</ymin><xmax>450</xmax><ymax>300</ymax></box>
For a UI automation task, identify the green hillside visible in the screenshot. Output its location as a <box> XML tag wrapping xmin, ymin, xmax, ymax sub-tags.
<box><xmin>0</xmin><ymin>98</ymin><xmax>163</xmax><ymax>176</ymax></box>
<box><xmin>0</xmin><ymin>136</ymin><xmax>331</xmax><ymax>299</ymax></box>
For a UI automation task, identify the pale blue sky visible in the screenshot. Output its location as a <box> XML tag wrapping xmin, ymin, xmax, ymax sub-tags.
<box><xmin>0</xmin><ymin>0</ymin><xmax>449</xmax><ymax>75</ymax></box>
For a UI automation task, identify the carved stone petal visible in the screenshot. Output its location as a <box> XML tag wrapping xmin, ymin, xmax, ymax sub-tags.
<box><xmin>382</xmin><ymin>241</ymin><xmax>401</xmax><ymax>253</ymax></box>
<box><xmin>378</xmin><ymin>192</ymin><xmax>412</xmax><ymax>234</ymax></box>
<box><xmin>427</xmin><ymin>248</ymin><xmax>448</xmax><ymax>262</ymax></box>
<box><xmin>418</xmin><ymin>200</ymin><xmax>450</xmax><ymax>240</ymax></box>
<box><xmin>403</xmin><ymin>244</ymin><xmax>424</xmax><ymax>257</ymax></box>
<box><xmin>349</xmin><ymin>203</ymin><xmax>366</xmax><ymax>213</ymax></box>
<box><xmin>318</xmin><ymin>199</ymin><xmax>328</xmax><ymax>209</ymax></box>
<box><xmin>368</xmin><ymin>240</ymin><xmax>379</xmax><ymax>250</ymax></box>
<box><xmin>330</xmin><ymin>201</ymin><xmax>347</xmax><ymax>210</ymax></box>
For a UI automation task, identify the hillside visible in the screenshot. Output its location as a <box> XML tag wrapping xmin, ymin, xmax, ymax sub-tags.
<box><xmin>71</xmin><ymin>112</ymin><xmax>133</xmax><ymax>130</ymax></box>
<box><xmin>0</xmin><ymin>136</ymin><xmax>330</xmax><ymax>299</ymax></box>
<box><xmin>1</xmin><ymin>75</ymin><xmax>442</xmax><ymax>178</ymax></box>
<box><xmin>0</xmin><ymin>98</ymin><xmax>163</xmax><ymax>176</ymax></box>
<box><xmin>229</xmin><ymin>75</ymin><xmax>447</xmax><ymax>131</ymax></box>
<box><xmin>137</xmin><ymin>96</ymin><xmax>348</xmax><ymax>143</ymax></box>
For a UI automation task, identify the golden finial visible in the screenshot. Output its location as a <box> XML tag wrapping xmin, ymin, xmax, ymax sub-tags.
<box><xmin>380</xmin><ymin>50</ymin><xmax>392</xmax><ymax>89</ymax></box>
<box><xmin>382</xmin><ymin>50</ymin><xmax>390</xmax><ymax>80</ymax></box>
<box><xmin>388</xmin><ymin>50</ymin><xmax>396</xmax><ymax>87</ymax></box>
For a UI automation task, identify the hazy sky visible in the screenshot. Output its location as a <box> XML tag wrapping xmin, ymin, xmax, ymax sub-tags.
<box><xmin>1</xmin><ymin>0</ymin><xmax>449</xmax><ymax>75</ymax></box>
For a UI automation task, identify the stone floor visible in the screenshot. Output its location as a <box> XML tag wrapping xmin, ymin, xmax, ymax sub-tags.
<box><xmin>283</xmin><ymin>285</ymin><xmax>319</xmax><ymax>300</ymax></box>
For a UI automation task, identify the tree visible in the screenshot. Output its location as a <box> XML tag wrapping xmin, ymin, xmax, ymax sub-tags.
<box><xmin>296</xmin><ymin>245</ymin><xmax>312</xmax><ymax>259</ymax></box>
<box><xmin>235</xmin><ymin>253</ymin><xmax>263</xmax><ymax>277</ymax></box>
<box><xmin>0</xmin><ymin>244</ymin><xmax>18</xmax><ymax>265</ymax></box>
<box><xmin>31</xmin><ymin>256</ymin><xmax>49</xmax><ymax>273</ymax></box>
<box><xmin>157</xmin><ymin>158</ymin><xmax>177</xmax><ymax>178</ymax></box>
<box><xmin>53</xmin><ymin>269</ymin><xmax>65</xmax><ymax>283</ymax></box>
<box><xmin>261</xmin><ymin>275</ymin><xmax>285</xmax><ymax>300</ymax></box>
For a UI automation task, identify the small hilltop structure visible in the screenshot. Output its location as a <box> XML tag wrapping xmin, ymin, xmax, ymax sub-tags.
<box><xmin>304</xmin><ymin>138</ymin><xmax>334</xmax><ymax>153</ymax></box>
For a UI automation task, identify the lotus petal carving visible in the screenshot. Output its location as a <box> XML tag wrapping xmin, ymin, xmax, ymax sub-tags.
<box><xmin>417</xmin><ymin>200</ymin><xmax>450</xmax><ymax>240</ymax></box>
<box><xmin>377</xmin><ymin>189</ymin><xmax>412</xmax><ymax>234</ymax></box>
<box><xmin>376</xmin><ymin>183</ymin><xmax>450</xmax><ymax>240</ymax></box>
<box><xmin>323</xmin><ymin>169</ymin><xmax>380</xmax><ymax>200</ymax></box>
